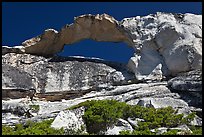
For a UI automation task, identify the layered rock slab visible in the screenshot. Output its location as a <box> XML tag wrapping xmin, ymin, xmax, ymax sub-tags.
<box><xmin>167</xmin><ymin>69</ymin><xmax>202</xmax><ymax>107</ymax></box>
<box><xmin>2</xmin><ymin>52</ymin><xmax>135</xmax><ymax>99</ymax></box>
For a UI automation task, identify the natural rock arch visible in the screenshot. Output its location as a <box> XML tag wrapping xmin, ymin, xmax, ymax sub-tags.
<box><xmin>22</xmin><ymin>14</ymin><xmax>134</xmax><ymax>56</ymax></box>
<box><xmin>20</xmin><ymin>13</ymin><xmax>140</xmax><ymax>77</ymax></box>
<box><xmin>11</xmin><ymin>13</ymin><xmax>202</xmax><ymax>79</ymax></box>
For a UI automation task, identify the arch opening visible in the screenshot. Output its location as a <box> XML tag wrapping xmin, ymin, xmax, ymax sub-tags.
<box><xmin>58</xmin><ymin>39</ymin><xmax>135</xmax><ymax>63</ymax></box>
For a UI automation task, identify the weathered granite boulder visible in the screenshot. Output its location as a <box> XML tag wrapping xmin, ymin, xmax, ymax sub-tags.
<box><xmin>150</xmin><ymin>127</ymin><xmax>168</xmax><ymax>135</ymax></box>
<box><xmin>175</xmin><ymin>107</ymin><xmax>202</xmax><ymax>127</ymax></box>
<box><xmin>170</xmin><ymin>124</ymin><xmax>192</xmax><ymax>134</ymax></box>
<box><xmin>51</xmin><ymin>107</ymin><xmax>86</xmax><ymax>134</ymax></box>
<box><xmin>135</xmin><ymin>97</ymin><xmax>189</xmax><ymax>109</ymax></box>
<box><xmin>150</xmin><ymin>125</ymin><xmax>193</xmax><ymax>135</ymax></box>
<box><xmin>2</xmin><ymin>98</ymin><xmax>59</xmax><ymax>125</ymax></box>
<box><xmin>167</xmin><ymin>69</ymin><xmax>202</xmax><ymax>92</ymax></box>
<box><xmin>124</xmin><ymin>12</ymin><xmax>202</xmax><ymax>77</ymax></box>
<box><xmin>2</xmin><ymin>101</ymin><xmax>29</xmax><ymax>116</ymax></box>
<box><xmin>105</xmin><ymin>118</ymin><xmax>133</xmax><ymax>135</ymax></box>
<box><xmin>190</xmin><ymin>115</ymin><xmax>202</xmax><ymax>127</ymax></box>
<box><xmin>167</xmin><ymin>69</ymin><xmax>202</xmax><ymax>108</ymax></box>
<box><xmin>2</xmin><ymin>113</ymin><xmax>22</xmax><ymax>126</ymax></box>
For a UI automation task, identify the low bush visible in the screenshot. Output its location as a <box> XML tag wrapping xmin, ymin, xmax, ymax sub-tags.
<box><xmin>70</xmin><ymin>99</ymin><xmax>200</xmax><ymax>135</ymax></box>
<box><xmin>2</xmin><ymin>119</ymin><xmax>64</xmax><ymax>135</ymax></box>
<box><xmin>70</xmin><ymin>99</ymin><xmax>128</xmax><ymax>134</ymax></box>
<box><xmin>189</xmin><ymin>125</ymin><xmax>202</xmax><ymax>135</ymax></box>
<box><xmin>2</xmin><ymin>99</ymin><xmax>201</xmax><ymax>135</ymax></box>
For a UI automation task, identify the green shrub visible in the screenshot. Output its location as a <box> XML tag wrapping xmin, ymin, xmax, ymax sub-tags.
<box><xmin>181</xmin><ymin>112</ymin><xmax>196</xmax><ymax>125</ymax></box>
<box><xmin>161</xmin><ymin>129</ymin><xmax>180</xmax><ymax>135</ymax></box>
<box><xmin>2</xmin><ymin>125</ymin><xmax>15</xmax><ymax>135</ymax></box>
<box><xmin>2</xmin><ymin>119</ymin><xmax>64</xmax><ymax>135</ymax></box>
<box><xmin>190</xmin><ymin>126</ymin><xmax>202</xmax><ymax>135</ymax></box>
<box><xmin>3</xmin><ymin>99</ymin><xmax>201</xmax><ymax>135</ymax></box>
<box><xmin>119</xmin><ymin>130</ymin><xmax>132</xmax><ymax>135</ymax></box>
<box><xmin>71</xmin><ymin>99</ymin><xmax>128</xmax><ymax>134</ymax></box>
<box><xmin>70</xmin><ymin>99</ymin><xmax>199</xmax><ymax>135</ymax></box>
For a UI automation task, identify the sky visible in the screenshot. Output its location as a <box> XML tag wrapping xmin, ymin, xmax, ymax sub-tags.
<box><xmin>2</xmin><ymin>2</ymin><xmax>202</xmax><ymax>63</ymax></box>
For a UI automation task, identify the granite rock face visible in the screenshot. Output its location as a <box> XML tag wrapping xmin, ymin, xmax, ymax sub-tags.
<box><xmin>2</xmin><ymin>64</ymin><xmax>35</xmax><ymax>99</ymax></box>
<box><xmin>167</xmin><ymin>69</ymin><xmax>202</xmax><ymax>92</ymax></box>
<box><xmin>2</xmin><ymin>52</ymin><xmax>135</xmax><ymax>99</ymax></box>
<box><xmin>167</xmin><ymin>69</ymin><xmax>202</xmax><ymax>108</ymax></box>
<box><xmin>105</xmin><ymin>118</ymin><xmax>133</xmax><ymax>135</ymax></box>
<box><xmin>2</xmin><ymin>12</ymin><xmax>202</xmax><ymax>135</ymax></box>
<box><xmin>2</xmin><ymin>46</ymin><xmax>25</xmax><ymax>55</ymax></box>
<box><xmin>2</xmin><ymin>64</ymin><xmax>34</xmax><ymax>91</ymax></box>
<box><xmin>5</xmin><ymin>12</ymin><xmax>202</xmax><ymax>78</ymax></box>
<box><xmin>123</xmin><ymin>12</ymin><xmax>202</xmax><ymax>77</ymax></box>
<box><xmin>51</xmin><ymin>107</ymin><xmax>87</xmax><ymax>134</ymax></box>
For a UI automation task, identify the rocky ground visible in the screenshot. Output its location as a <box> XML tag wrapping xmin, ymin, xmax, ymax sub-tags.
<box><xmin>2</xmin><ymin>12</ymin><xmax>202</xmax><ymax>135</ymax></box>
<box><xmin>2</xmin><ymin>52</ymin><xmax>202</xmax><ymax>135</ymax></box>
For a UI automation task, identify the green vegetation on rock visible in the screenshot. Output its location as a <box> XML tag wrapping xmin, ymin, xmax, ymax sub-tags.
<box><xmin>2</xmin><ymin>119</ymin><xmax>64</xmax><ymax>135</ymax></box>
<box><xmin>69</xmin><ymin>99</ymin><xmax>201</xmax><ymax>135</ymax></box>
<box><xmin>2</xmin><ymin>99</ymin><xmax>202</xmax><ymax>135</ymax></box>
<box><xmin>69</xmin><ymin>99</ymin><xmax>128</xmax><ymax>134</ymax></box>
<box><xmin>189</xmin><ymin>126</ymin><xmax>202</xmax><ymax>135</ymax></box>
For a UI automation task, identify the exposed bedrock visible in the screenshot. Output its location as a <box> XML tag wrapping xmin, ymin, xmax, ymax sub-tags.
<box><xmin>2</xmin><ymin>13</ymin><xmax>202</xmax><ymax>133</ymax></box>
<box><xmin>2</xmin><ymin>81</ymin><xmax>202</xmax><ymax>127</ymax></box>
<box><xmin>2</xmin><ymin>64</ymin><xmax>35</xmax><ymax>99</ymax></box>
<box><xmin>167</xmin><ymin>69</ymin><xmax>202</xmax><ymax>108</ymax></box>
<box><xmin>2</xmin><ymin>52</ymin><xmax>135</xmax><ymax>98</ymax></box>
<box><xmin>2</xmin><ymin>53</ymin><xmax>202</xmax><ymax>128</ymax></box>
<box><xmin>124</xmin><ymin>12</ymin><xmax>202</xmax><ymax>77</ymax></box>
<box><xmin>12</xmin><ymin>12</ymin><xmax>201</xmax><ymax>78</ymax></box>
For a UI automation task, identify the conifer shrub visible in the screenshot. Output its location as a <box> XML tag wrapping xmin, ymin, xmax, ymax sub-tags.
<box><xmin>189</xmin><ymin>125</ymin><xmax>202</xmax><ymax>135</ymax></box>
<box><xmin>69</xmin><ymin>99</ymin><xmax>200</xmax><ymax>135</ymax></box>
<box><xmin>2</xmin><ymin>119</ymin><xmax>64</xmax><ymax>135</ymax></box>
<box><xmin>70</xmin><ymin>99</ymin><xmax>128</xmax><ymax>134</ymax></box>
<box><xmin>2</xmin><ymin>99</ymin><xmax>201</xmax><ymax>135</ymax></box>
